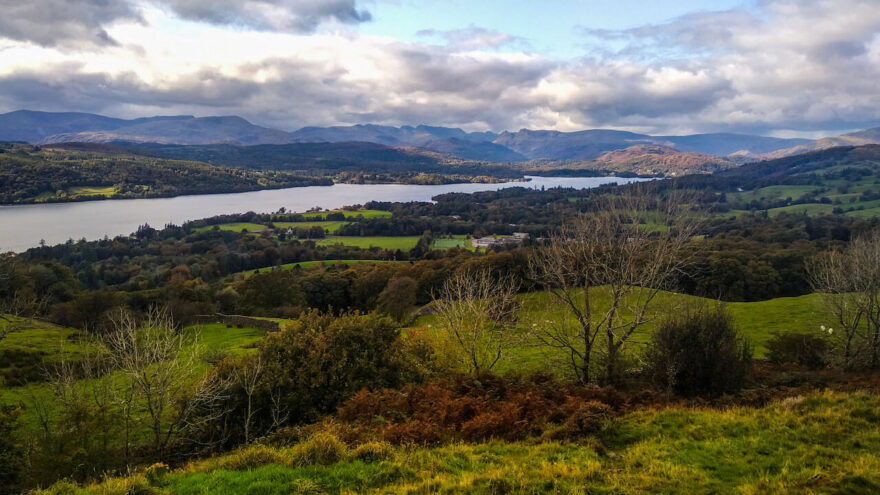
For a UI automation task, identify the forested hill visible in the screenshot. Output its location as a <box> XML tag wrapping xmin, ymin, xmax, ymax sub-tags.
<box><xmin>719</xmin><ymin>144</ymin><xmax>880</xmax><ymax>181</ymax></box>
<box><xmin>111</xmin><ymin>141</ymin><xmax>525</xmax><ymax>177</ymax></box>
<box><xmin>0</xmin><ymin>143</ymin><xmax>330</xmax><ymax>204</ymax></box>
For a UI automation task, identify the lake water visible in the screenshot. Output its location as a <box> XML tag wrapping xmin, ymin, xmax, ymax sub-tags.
<box><xmin>0</xmin><ymin>176</ymin><xmax>644</xmax><ymax>252</ymax></box>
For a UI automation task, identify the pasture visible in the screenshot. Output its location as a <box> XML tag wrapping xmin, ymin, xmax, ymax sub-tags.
<box><xmin>317</xmin><ymin>236</ymin><xmax>421</xmax><ymax>250</ymax></box>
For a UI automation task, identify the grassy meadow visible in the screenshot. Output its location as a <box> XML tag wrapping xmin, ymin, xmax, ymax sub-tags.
<box><xmin>317</xmin><ymin>236</ymin><xmax>421</xmax><ymax>251</ymax></box>
<box><xmin>301</xmin><ymin>209</ymin><xmax>391</xmax><ymax>220</ymax></box>
<box><xmin>194</xmin><ymin>222</ymin><xmax>268</xmax><ymax>233</ymax></box>
<box><xmin>37</xmin><ymin>391</ymin><xmax>880</xmax><ymax>494</ymax></box>
<box><xmin>0</xmin><ymin>321</ymin><xmax>267</xmax><ymax>434</ymax></box>
<box><xmin>247</xmin><ymin>259</ymin><xmax>406</xmax><ymax>274</ymax></box>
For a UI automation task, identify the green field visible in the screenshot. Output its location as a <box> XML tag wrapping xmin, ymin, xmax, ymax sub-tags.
<box><xmin>728</xmin><ymin>185</ymin><xmax>818</xmax><ymax>202</ymax></box>
<box><xmin>0</xmin><ymin>316</ymin><xmax>95</xmax><ymax>386</ymax></box>
<box><xmin>194</xmin><ymin>222</ymin><xmax>267</xmax><ymax>233</ymax></box>
<box><xmin>248</xmin><ymin>259</ymin><xmax>404</xmax><ymax>274</ymax></box>
<box><xmin>272</xmin><ymin>221</ymin><xmax>349</xmax><ymax>234</ymax></box>
<box><xmin>67</xmin><ymin>186</ymin><xmax>119</xmax><ymax>197</ymax></box>
<box><xmin>301</xmin><ymin>209</ymin><xmax>391</xmax><ymax>220</ymax></box>
<box><xmin>318</xmin><ymin>236</ymin><xmax>420</xmax><ymax>250</ymax></box>
<box><xmin>32</xmin><ymin>186</ymin><xmax>120</xmax><ymax>202</ymax></box>
<box><xmin>413</xmin><ymin>289</ymin><xmax>831</xmax><ymax>377</ymax></box>
<box><xmin>0</xmin><ymin>320</ymin><xmax>267</xmax><ymax>432</ymax></box>
<box><xmin>431</xmin><ymin>235</ymin><xmax>471</xmax><ymax>250</ymax></box>
<box><xmin>43</xmin><ymin>392</ymin><xmax>880</xmax><ymax>494</ymax></box>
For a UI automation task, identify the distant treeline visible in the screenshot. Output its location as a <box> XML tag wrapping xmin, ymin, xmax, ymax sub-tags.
<box><xmin>0</xmin><ymin>143</ymin><xmax>331</xmax><ymax>204</ymax></box>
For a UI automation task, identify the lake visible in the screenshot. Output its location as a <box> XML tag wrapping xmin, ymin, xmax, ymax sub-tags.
<box><xmin>0</xmin><ymin>176</ymin><xmax>644</xmax><ymax>252</ymax></box>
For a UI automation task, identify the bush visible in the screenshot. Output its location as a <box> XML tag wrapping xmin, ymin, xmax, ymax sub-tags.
<box><xmin>337</xmin><ymin>373</ymin><xmax>623</xmax><ymax>444</ymax></box>
<box><xmin>555</xmin><ymin>400</ymin><xmax>613</xmax><ymax>439</ymax></box>
<box><xmin>288</xmin><ymin>432</ymin><xmax>348</xmax><ymax>466</ymax></box>
<box><xmin>199</xmin><ymin>311</ymin><xmax>419</xmax><ymax>448</ymax></box>
<box><xmin>351</xmin><ymin>441</ymin><xmax>395</xmax><ymax>463</ymax></box>
<box><xmin>216</xmin><ymin>444</ymin><xmax>286</xmax><ymax>471</ymax></box>
<box><xmin>766</xmin><ymin>332</ymin><xmax>828</xmax><ymax>369</ymax></box>
<box><xmin>143</xmin><ymin>463</ymin><xmax>169</xmax><ymax>487</ymax></box>
<box><xmin>0</xmin><ymin>407</ymin><xmax>22</xmax><ymax>495</ymax></box>
<box><xmin>647</xmin><ymin>306</ymin><xmax>753</xmax><ymax>397</ymax></box>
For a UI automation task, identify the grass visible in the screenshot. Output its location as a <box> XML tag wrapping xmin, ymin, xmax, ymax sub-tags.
<box><xmin>194</xmin><ymin>222</ymin><xmax>267</xmax><ymax>233</ymax></box>
<box><xmin>247</xmin><ymin>260</ymin><xmax>405</xmax><ymax>274</ymax></box>
<box><xmin>42</xmin><ymin>391</ymin><xmax>880</xmax><ymax>494</ymax></box>
<box><xmin>272</xmin><ymin>221</ymin><xmax>349</xmax><ymax>234</ymax></box>
<box><xmin>301</xmin><ymin>209</ymin><xmax>391</xmax><ymax>220</ymax></box>
<box><xmin>728</xmin><ymin>185</ymin><xmax>818</xmax><ymax>202</ymax></box>
<box><xmin>412</xmin><ymin>288</ymin><xmax>831</xmax><ymax>377</ymax></box>
<box><xmin>317</xmin><ymin>236</ymin><xmax>420</xmax><ymax>251</ymax></box>
<box><xmin>0</xmin><ymin>315</ymin><xmax>95</xmax><ymax>386</ymax></box>
<box><xmin>67</xmin><ymin>186</ymin><xmax>118</xmax><ymax>197</ymax></box>
<box><xmin>32</xmin><ymin>186</ymin><xmax>120</xmax><ymax>202</ymax></box>
<box><xmin>431</xmin><ymin>235</ymin><xmax>471</xmax><ymax>250</ymax></box>
<box><xmin>0</xmin><ymin>321</ymin><xmax>267</xmax><ymax>434</ymax></box>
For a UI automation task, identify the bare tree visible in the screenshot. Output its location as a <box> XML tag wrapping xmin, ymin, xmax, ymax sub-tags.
<box><xmin>529</xmin><ymin>192</ymin><xmax>698</xmax><ymax>385</ymax></box>
<box><xmin>431</xmin><ymin>269</ymin><xmax>522</xmax><ymax>376</ymax></box>
<box><xmin>809</xmin><ymin>228</ymin><xmax>880</xmax><ymax>369</ymax></box>
<box><xmin>105</xmin><ymin>307</ymin><xmax>226</xmax><ymax>455</ymax></box>
<box><xmin>234</xmin><ymin>354</ymin><xmax>264</xmax><ymax>444</ymax></box>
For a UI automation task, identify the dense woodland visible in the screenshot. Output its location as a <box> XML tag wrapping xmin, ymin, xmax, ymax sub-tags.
<box><xmin>0</xmin><ymin>144</ymin><xmax>331</xmax><ymax>204</ymax></box>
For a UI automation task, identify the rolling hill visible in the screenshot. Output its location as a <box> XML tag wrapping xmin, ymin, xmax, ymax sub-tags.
<box><xmin>593</xmin><ymin>145</ymin><xmax>736</xmax><ymax>175</ymax></box>
<box><xmin>761</xmin><ymin>127</ymin><xmax>880</xmax><ymax>159</ymax></box>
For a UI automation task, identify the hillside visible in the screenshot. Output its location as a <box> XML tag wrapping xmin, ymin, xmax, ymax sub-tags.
<box><xmin>289</xmin><ymin>123</ymin><xmax>497</xmax><ymax>146</ymax></box>
<box><xmin>655</xmin><ymin>132</ymin><xmax>811</xmax><ymax>156</ymax></box>
<box><xmin>36</xmin><ymin>392</ymin><xmax>880</xmax><ymax>494</ymax></box>
<box><xmin>494</xmin><ymin>129</ymin><xmax>810</xmax><ymax>160</ymax></box>
<box><xmin>0</xmin><ymin>110</ymin><xmax>191</xmax><ymax>144</ymax></box>
<box><xmin>494</xmin><ymin>129</ymin><xmax>657</xmax><ymax>160</ymax></box>
<box><xmin>720</xmin><ymin>144</ymin><xmax>880</xmax><ymax>180</ymax></box>
<box><xmin>0</xmin><ymin>143</ymin><xmax>330</xmax><ymax>204</ymax></box>
<box><xmin>38</xmin><ymin>116</ymin><xmax>296</xmax><ymax>146</ymax></box>
<box><xmin>761</xmin><ymin>127</ymin><xmax>880</xmax><ymax>159</ymax></box>
<box><xmin>593</xmin><ymin>145</ymin><xmax>736</xmax><ymax>175</ymax></box>
<box><xmin>112</xmin><ymin>141</ymin><xmax>526</xmax><ymax>177</ymax></box>
<box><xmin>0</xmin><ymin>111</ymin><xmax>828</xmax><ymax>165</ymax></box>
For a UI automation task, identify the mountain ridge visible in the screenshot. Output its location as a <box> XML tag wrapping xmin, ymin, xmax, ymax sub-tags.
<box><xmin>3</xmin><ymin>110</ymin><xmax>878</xmax><ymax>165</ymax></box>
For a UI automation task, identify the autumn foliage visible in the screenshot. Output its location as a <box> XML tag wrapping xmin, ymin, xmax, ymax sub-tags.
<box><xmin>334</xmin><ymin>373</ymin><xmax>623</xmax><ymax>445</ymax></box>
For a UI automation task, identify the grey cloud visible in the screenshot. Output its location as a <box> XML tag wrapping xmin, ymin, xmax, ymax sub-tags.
<box><xmin>0</xmin><ymin>0</ymin><xmax>141</xmax><ymax>47</ymax></box>
<box><xmin>0</xmin><ymin>0</ymin><xmax>371</xmax><ymax>47</ymax></box>
<box><xmin>3</xmin><ymin>0</ymin><xmax>880</xmax><ymax>136</ymax></box>
<box><xmin>156</xmin><ymin>0</ymin><xmax>371</xmax><ymax>32</ymax></box>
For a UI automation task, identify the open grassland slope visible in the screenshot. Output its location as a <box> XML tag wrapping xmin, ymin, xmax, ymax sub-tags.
<box><xmin>38</xmin><ymin>391</ymin><xmax>880</xmax><ymax>494</ymax></box>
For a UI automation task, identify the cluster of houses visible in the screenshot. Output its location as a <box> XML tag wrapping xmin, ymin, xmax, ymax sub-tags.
<box><xmin>471</xmin><ymin>232</ymin><xmax>530</xmax><ymax>249</ymax></box>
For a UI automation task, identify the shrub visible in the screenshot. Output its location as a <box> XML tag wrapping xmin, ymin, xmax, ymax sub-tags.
<box><xmin>0</xmin><ymin>407</ymin><xmax>22</xmax><ymax>495</ymax></box>
<box><xmin>337</xmin><ymin>373</ymin><xmax>623</xmax><ymax>445</ymax></box>
<box><xmin>555</xmin><ymin>400</ymin><xmax>613</xmax><ymax>439</ymax></box>
<box><xmin>351</xmin><ymin>441</ymin><xmax>395</xmax><ymax>463</ymax></box>
<box><xmin>199</xmin><ymin>311</ymin><xmax>418</xmax><ymax>448</ymax></box>
<box><xmin>766</xmin><ymin>332</ymin><xmax>828</xmax><ymax>369</ymax></box>
<box><xmin>288</xmin><ymin>432</ymin><xmax>348</xmax><ymax>466</ymax></box>
<box><xmin>647</xmin><ymin>306</ymin><xmax>753</xmax><ymax>397</ymax></box>
<box><xmin>217</xmin><ymin>444</ymin><xmax>286</xmax><ymax>471</ymax></box>
<box><xmin>143</xmin><ymin>463</ymin><xmax>169</xmax><ymax>487</ymax></box>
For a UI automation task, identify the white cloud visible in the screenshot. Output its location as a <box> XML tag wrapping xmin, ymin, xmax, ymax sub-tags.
<box><xmin>0</xmin><ymin>0</ymin><xmax>879</xmax><ymax>134</ymax></box>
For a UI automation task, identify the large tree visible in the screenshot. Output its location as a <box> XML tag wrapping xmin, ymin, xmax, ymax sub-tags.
<box><xmin>529</xmin><ymin>192</ymin><xmax>698</xmax><ymax>385</ymax></box>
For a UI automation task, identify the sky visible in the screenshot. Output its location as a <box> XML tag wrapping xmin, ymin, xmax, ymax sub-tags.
<box><xmin>0</xmin><ymin>0</ymin><xmax>878</xmax><ymax>137</ymax></box>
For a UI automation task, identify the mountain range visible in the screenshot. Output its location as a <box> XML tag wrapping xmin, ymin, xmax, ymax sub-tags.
<box><xmin>3</xmin><ymin>110</ymin><xmax>879</xmax><ymax>169</ymax></box>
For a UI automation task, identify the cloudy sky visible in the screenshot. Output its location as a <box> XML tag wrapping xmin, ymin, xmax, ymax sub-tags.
<box><xmin>1</xmin><ymin>0</ymin><xmax>879</xmax><ymax>137</ymax></box>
